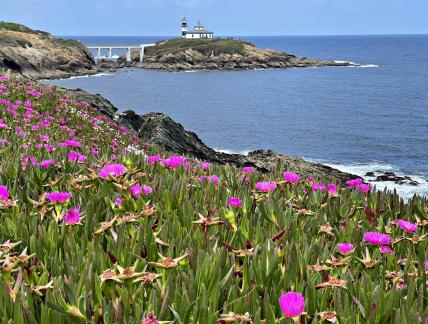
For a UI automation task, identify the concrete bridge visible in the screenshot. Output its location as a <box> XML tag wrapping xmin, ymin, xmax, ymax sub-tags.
<box><xmin>87</xmin><ymin>44</ymin><xmax>156</xmax><ymax>63</ymax></box>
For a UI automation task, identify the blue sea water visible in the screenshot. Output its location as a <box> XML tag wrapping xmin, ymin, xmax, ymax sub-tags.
<box><xmin>47</xmin><ymin>35</ymin><xmax>428</xmax><ymax>199</ymax></box>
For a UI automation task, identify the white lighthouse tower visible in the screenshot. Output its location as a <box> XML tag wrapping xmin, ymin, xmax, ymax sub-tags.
<box><xmin>181</xmin><ymin>17</ymin><xmax>188</xmax><ymax>38</ymax></box>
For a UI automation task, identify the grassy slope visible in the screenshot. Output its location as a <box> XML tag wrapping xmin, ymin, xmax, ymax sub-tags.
<box><xmin>145</xmin><ymin>38</ymin><xmax>248</xmax><ymax>56</ymax></box>
<box><xmin>0</xmin><ymin>76</ymin><xmax>427</xmax><ymax>323</ymax></box>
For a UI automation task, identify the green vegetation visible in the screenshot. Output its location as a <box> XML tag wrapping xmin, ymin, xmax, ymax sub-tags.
<box><xmin>0</xmin><ymin>21</ymin><xmax>50</xmax><ymax>37</ymax></box>
<box><xmin>145</xmin><ymin>38</ymin><xmax>248</xmax><ymax>56</ymax></box>
<box><xmin>0</xmin><ymin>76</ymin><xmax>427</xmax><ymax>323</ymax></box>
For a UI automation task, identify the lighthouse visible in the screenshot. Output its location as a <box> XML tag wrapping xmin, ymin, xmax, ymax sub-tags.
<box><xmin>181</xmin><ymin>17</ymin><xmax>188</xmax><ymax>38</ymax></box>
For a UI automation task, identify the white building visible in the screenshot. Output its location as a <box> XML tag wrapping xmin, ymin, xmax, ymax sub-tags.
<box><xmin>181</xmin><ymin>17</ymin><xmax>213</xmax><ymax>39</ymax></box>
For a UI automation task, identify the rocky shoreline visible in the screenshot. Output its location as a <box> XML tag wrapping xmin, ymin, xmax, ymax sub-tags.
<box><xmin>1</xmin><ymin>23</ymin><xmax>359</xmax><ymax>80</ymax></box>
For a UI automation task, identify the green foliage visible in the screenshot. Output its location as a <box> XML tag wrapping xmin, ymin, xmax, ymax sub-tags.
<box><xmin>0</xmin><ymin>77</ymin><xmax>427</xmax><ymax>323</ymax></box>
<box><xmin>0</xmin><ymin>21</ymin><xmax>50</xmax><ymax>37</ymax></box>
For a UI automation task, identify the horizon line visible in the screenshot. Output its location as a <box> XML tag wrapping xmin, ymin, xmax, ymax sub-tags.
<box><xmin>56</xmin><ymin>33</ymin><xmax>428</xmax><ymax>38</ymax></box>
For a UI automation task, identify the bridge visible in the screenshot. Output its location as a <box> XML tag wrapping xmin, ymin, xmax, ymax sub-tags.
<box><xmin>87</xmin><ymin>44</ymin><xmax>156</xmax><ymax>63</ymax></box>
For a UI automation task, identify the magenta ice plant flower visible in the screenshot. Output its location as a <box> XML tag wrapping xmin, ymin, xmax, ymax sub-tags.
<box><xmin>64</xmin><ymin>208</ymin><xmax>81</xmax><ymax>225</ymax></box>
<box><xmin>424</xmin><ymin>261</ymin><xmax>428</xmax><ymax>271</ymax></box>
<box><xmin>346</xmin><ymin>178</ymin><xmax>363</xmax><ymax>188</ymax></box>
<box><xmin>379</xmin><ymin>246</ymin><xmax>393</xmax><ymax>255</ymax></box>
<box><xmin>255</xmin><ymin>181</ymin><xmax>277</xmax><ymax>192</ymax></box>
<box><xmin>0</xmin><ymin>185</ymin><xmax>10</xmax><ymax>200</ymax></box>
<box><xmin>338</xmin><ymin>243</ymin><xmax>354</xmax><ymax>255</ymax></box>
<box><xmin>279</xmin><ymin>292</ymin><xmax>305</xmax><ymax>319</ymax></box>
<box><xmin>228</xmin><ymin>197</ymin><xmax>243</xmax><ymax>208</ymax></box>
<box><xmin>38</xmin><ymin>159</ymin><xmax>55</xmax><ymax>168</ymax></box>
<box><xmin>363</xmin><ymin>232</ymin><xmax>391</xmax><ymax>246</ymax></box>
<box><xmin>147</xmin><ymin>155</ymin><xmax>161</xmax><ymax>164</ymax></box>
<box><xmin>143</xmin><ymin>185</ymin><xmax>153</xmax><ymax>195</ymax></box>
<box><xmin>395</xmin><ymin>219</ymin><xmax>418</xmax><ymax>233</ymax></box>
<box><xmin>200</xmin><ymin>175</ymin><xmax>219</xmax><ymax>185</ymax></box>
<box><xmin>312</xmin><ymin>183</ymin><xmax>326</xmax><ymax>191</ymax></box>
<box><xmin>99</xmin><ymin>164</ymin><xmax>127</xmax><ymax>179</ymax></box>
<box><xmin>283</xmin><ymin>172</ymin><xmax>300</xmax><ymax>184</ymax></box>
<box><xmin>242</xmin><ymin>166</ymin><xmax>254</xmax><ymax>174</ymax></box>
<box><xmin>45</xmin><ymin>192</ymin><xmax>72</xmax><ymax>204</ymax></box>
<box><xmin>114</xmin><ymin>198</ymin><xmax>122</xmax><ymax>206</ymax></box>
<box><xmin>327</xmin><ymin>184</ymin><xmax>337</xmax><ymax>195</ymax></box>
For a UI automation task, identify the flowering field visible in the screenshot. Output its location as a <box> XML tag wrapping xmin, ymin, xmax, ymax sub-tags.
<box><xmin>0</xmin><ymin>75</ymin><xmax>427</xmax><ymax>323</ymax></box>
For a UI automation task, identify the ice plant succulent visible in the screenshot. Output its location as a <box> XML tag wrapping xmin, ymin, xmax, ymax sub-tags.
<box><xmin>64</xmin><ymin>208</ymin><xmax>81</xmax><ymax>225</ymax></box>
<box><xmin>337</xmin><ymin>242</ymin><xmax>354</xmax><ymax>255</ymax></box>
<box><xmin>278</xmin><ymin>292</ymin><xmax>305</xmax><ymax>319</ymax></box>
<box><xmin>0</xmin><ymin>185</ymin><xmax>9</xmax><ymax>200</ymax></box>
<box><xmin>255</xmin><ymin>181</ymin><xmax>277</xmax><ymax>192</ymax></box>
<box><xmin>99</xmin><ymin>164</ymin><xmax>127</xmax><ymax>179</ymax></box>
<box><xmin>283</xmin><ymin>172</ymin><xmax>300</xmax><ymax>184</ymax></box>
<box><xmin>45</xmin><ymin>192</ymin><xmax>72</xmax><ymax>204</ymax></box>
<box><xmin>394</xmin><ymin>219</ymin><xmax>418</xmax><ymax>233</ymax></box>
<box><xmin>363</xmin><ymin>232</ymin><xmax>391</xmax><ymax>246</ymax></box>
<box><xmin>228</xmin><ymin>197</ymin><xmax>243</xmax><ymax>208</ymax></box>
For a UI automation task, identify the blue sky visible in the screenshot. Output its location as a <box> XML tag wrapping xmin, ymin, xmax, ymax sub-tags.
<box><xmin>2</xmin><ymin>0</ymin><xmax>427</xmax><ymax>36</ymax></box>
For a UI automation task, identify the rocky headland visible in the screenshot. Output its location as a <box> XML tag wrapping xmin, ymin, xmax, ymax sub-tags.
<box><xmin>122</xmin><ymin>38</ymin><xmax>359</xmax><ymax>71</ymax></box>
<box><xmin>0</xmin><ymin>22</ymin><xmax>100</xmax><ymax>80</ymax></box>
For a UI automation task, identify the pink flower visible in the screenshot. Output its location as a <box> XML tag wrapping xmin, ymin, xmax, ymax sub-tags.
<box><xmin>200</xmin><ymin>175</ymin><xmax>219</xmax><ymax>185</ymax></box>
<box><xmin>312</xmin><ymin>183</ymin><xmax>325</xmax><ymax>191</ymax></box>
<box><xmin>363</xmin><ymin>232</ymin><xmax>390</xmax><ymax>246</ymax></box>
<box><xmin>424</xmin><ymin>261</ymin><xmax>428</xmax><ymax>270</ymax></box>
<box><xmin>307</xmin><ymin>177</ymin><xmax>315</xmax><ymax>183</ymax></box>
<box><xmin>142</xmin><ymin>313</ymin><xmax>159</xmax><ymax>324</ymax></box>
<box><xmin>356</xmin><ymin>183</ymin><xmax>371</xmax><ymax>193</ymax></box>
<box><xmin>99</xmin><ymin>164</ymin><xmax>127</xmax><ymax>179</ymax></box>
<box><xmin>346</xmin><ymin>178</ymin><xmax>363</xmax><ymax>188</ymax></box>
<box><xmin>161</xmin><ymin>155</ymin><xmax>186</xmax><ymax>169</ymax></box>
<box><xmin>283</xmin><ymin>172</ymin><xmax>300</xmax><ymax>184</ymax></box>
<box><xmin>68</xmin><ymin>151</ymin><xmax>87</xmax><ymax>163</ymax></box>
<box><xmin>202</xmin><ymin>162</ymin><xmax>211</xmax><ymax>170</ymax></box>
<box><xmin>45</xmin><ymin>192</ymin><xmax>72</xmax><ymax>204</ymax></box>
<box><xmin>379</xmin><ymin>246</ymin><xmax>393</xmax><ymax>255</ymax></box>
<box><xmin>38</xmin><ymin>159</ymin><xmax>55</xmax><ymax>168</ymax></box>
<box><xmin>143</xmin><ymin>185</ymin><xmax>153</xmax><ymax>195</ymax></box>
<box><xmin>0</xmin><ymin>185</ymin><xmax>10</xmax><ymax>200</ymax></box>
<box><xmin>242</xmin><ymin>166</ymin><xmax>254</xmax><ymax>174</ymax></box>
<box><xmin>395</xmin><ymin>219</ymin><xmax>418</xmax><ymax>233</ymax></box>
<box><xmin>0</xmin><ymin>75</ymin><xmax>9</xmax><ymax>82</ymax></box>
<box><xmin>64</xmin><ymin>208</ymin><xmax>81</xmax><ymax>224</ymax></box>
<box><xmin>255</xmin><ymin>181</ymin><xmax>277</xmax><ymax>192</ymax></box>
<box><xmin>338</xmin><ymin>243</ymin><xmax>354</xmax><ymax>255</ymax></box>
<box><xmin>114</xmin><ymin>198</ymin><xmax>122</xmax><ymax>206</ymax></box>
<box><xmin>39</xmin><ymin>135</ymin><xmax>50</xmax><ymax>142</ymax></box>
<box><xmin>228</xmin><ymin>197</ymin><xmax>242</xmax><ymax>208</ymax></box>
<box><xmin>278</xmin><ymin>292</ymin><xmax>305</xmax><ymax>318</ymax></box>
<box><xmin>147</xmin><ymin>155</ymin><xmax>161</xmax><ymax>164</ymax></box>
<box><xmin>131</xmin><ymin>184</ymin><xmax>153</xmax><ymax>198</ymax></box>
<box><xmin>327</xmin><ymin>184</ymin><xmax>337</xmax><ymax>195</ymax></box>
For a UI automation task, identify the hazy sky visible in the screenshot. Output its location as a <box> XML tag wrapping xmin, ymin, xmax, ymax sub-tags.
<box><xmin>2</xmin><ymin>0</ymin><xmax>427</xmax><ymax>36</ymax></box>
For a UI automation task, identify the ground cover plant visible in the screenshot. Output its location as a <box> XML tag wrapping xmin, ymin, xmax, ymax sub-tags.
<box><xmin>0</xmin><ymin>75</ymin><xmax>427</xmax><ymax>323</ymax></box>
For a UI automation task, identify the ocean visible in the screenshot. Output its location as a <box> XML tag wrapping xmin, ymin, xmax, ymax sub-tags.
<box><xmin>46</xmin><ymin>35</ymin><xmax>428</xmax><ymax>199</ymax></box>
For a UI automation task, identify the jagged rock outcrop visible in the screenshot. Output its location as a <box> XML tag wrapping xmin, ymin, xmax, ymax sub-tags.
<box><xmin>116</xmin><ymin>111</ymin><xmax>357</xmax><ymax>182</ymax></box>
<box><xmin>0</xmin><ymin>22</ymin><xmax>100</xmax><ymax>80</ymax></box>
<box><xmin>124</xmin><ymin>38</ymin><xmax>359</xmax><ymax>71</ymax></box>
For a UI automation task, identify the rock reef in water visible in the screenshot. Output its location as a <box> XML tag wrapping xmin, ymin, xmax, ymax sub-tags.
<box><xmin>123</xmin><ymin>38</ymin><xmax>359</xmax><ymax>71</ymax></box>
<box><xmin>0</xmin><ymin>22</ymin><xmax>100</xmax><ymax>80</ymax></box>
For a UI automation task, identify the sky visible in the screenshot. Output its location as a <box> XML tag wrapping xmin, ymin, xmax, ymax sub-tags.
<box><xmin>1</xmin><ymin>0</ymin><xmax>427</xmax><ymax>36</ymax></box>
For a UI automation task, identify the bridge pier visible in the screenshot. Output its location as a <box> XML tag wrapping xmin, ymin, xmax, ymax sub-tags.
<box><xmin>96</xmin><ymin>47</ymin><xmax>101</xmax><ymax>63</ymax></box>
<box><xmin>140</xmin><ymin>46</ymin><xmax>145</xmax><ymax>63</ymax></box>
<box><xmin>126</xmin><ymin>47</ymin><xmax>131</xmax><ymax>62</ymax></box>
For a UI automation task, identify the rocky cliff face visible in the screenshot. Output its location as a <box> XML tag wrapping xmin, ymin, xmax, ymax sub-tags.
<box><xmin>116</xmin><ymin>111</ymin><xmax>357</xmax><ymax>183</ymax></box>
<box><xmin>126</xmin><ymin>38</ymin><xmax>358</xmax><ymax>71</ymax></box>
<box><xmin>0</xmin><ymin>22</ymin><xmax>99</xmax><ymax>80</ymax></box>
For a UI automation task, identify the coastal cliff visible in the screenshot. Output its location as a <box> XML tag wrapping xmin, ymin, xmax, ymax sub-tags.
<box><xmin>124</xmin><ymin>38</ymin><xmax>358</xmax><ymax>71</ymax></box>
<box><xmin>0</xmin><ymin>22</ymin><xmax>100</xmax><ymax>79</ymax></box>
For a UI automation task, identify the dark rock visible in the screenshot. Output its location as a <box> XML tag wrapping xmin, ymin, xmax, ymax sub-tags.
<box><xmin>366</xmin><ymin>172</ymin><xmax>375</xmax><ymax>177</ymax></box>
<box><xmin>117</xmin><ymin>111</ymin><xmax>357</xmax><ymax>183</ymax></box>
